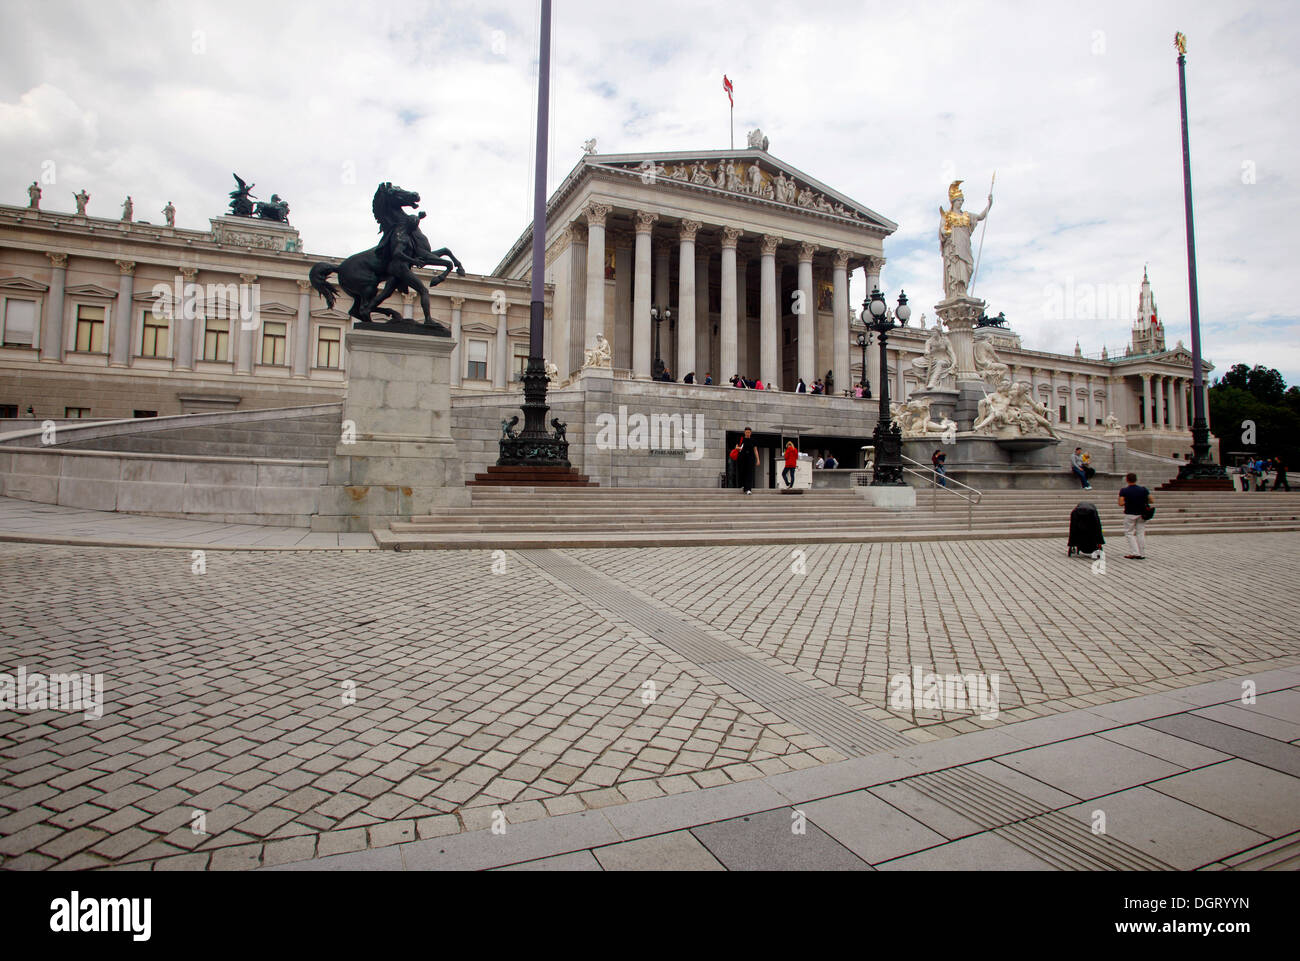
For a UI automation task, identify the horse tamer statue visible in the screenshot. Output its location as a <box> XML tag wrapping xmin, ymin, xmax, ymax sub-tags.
<box><xmin>309</xmin><ymin>182</ymin><xmax>464</xmax><ymax>333</ymax></box>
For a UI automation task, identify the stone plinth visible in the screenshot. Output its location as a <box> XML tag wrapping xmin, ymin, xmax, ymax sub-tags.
<box><xmin>313</xmin><ymin>328</ymin><xmax>468</xmax><ymax>532</ymax></box>
<box><xmin>909</xmin><ymin>388</ymin><xmax>959</xmax><ymax>424</ymax></box>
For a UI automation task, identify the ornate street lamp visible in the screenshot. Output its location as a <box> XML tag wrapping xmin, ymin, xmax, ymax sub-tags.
<box><xmin>860</xmin><ymin>284</ymin><xmax>910</xmax><ymax>485</ymax></box>
<box><xmin>855</xmin><ymin>329</ymin><xmax>871</xmax><ymax>397</ymax></box>
<box><xmin>651</xmin><ymin>304</ymin><xmax>671</xmax><ymax>380</ymax></box>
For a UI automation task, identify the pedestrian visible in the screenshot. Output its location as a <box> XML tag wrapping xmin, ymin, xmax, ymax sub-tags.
<box><xmin>932</xmin><ymin>449</ymin><xmax>947</xmax><ymax>487</ymax></box>
<box><xmin>704</xmin><ymin>372</ymin><xmax>713</xmax><ymax>385</ymax></box>
<box><xmin>824</xmin><ymin>454</ymin><xmax>838</xmax><ymax>469</ymax></box>
<box><xmin>684</xmin><ymin>371</ymin><xmax>695</xmax><ymax>385</ymax></box>
<box><xmin>738</xmin><ymin>427</ymin><xmax>760</xmax><ymax>495</ymax></box>
<box><xmin>796</xmin><ymin>378</ymin><xmax>807</xmax><ymax>393</ymax></box>
<box><xmin>754</xmin><ymin>378</ymin><xmax>764</xmax><ymax>391</ymax></box>
<box><xmin>1273</xmin><ymin>457</ymin><xmax>1291</xmax><ymax>491</ymax></box>
<box><xmin>1071</xmin><ymin>447</ymin><xmax>1091</xmax><ymax>490</ymax></box>
<box><xmin>814</xmin><ymin>454</ymin><xmax>825</xmax><ymax>469</ymax></box>
<box><xmin>782</xmin><ymin>441</ymin><xmax>798</xmax><ymax>489</ymax></box>
<box><xmin>853</xmin><ymin>384</ymin><xmax>863</xmax><ymax>399</ymax></box>
<box><xmin>1118</xmin><ymin>471</ymin><xmax>1153</xmax><ymax>560</ymax></box>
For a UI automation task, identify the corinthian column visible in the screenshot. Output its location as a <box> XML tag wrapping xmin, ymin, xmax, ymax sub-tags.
<box><xmin>832</xmin><ymin>250</ymin><xmax>851</xmax><ymax>395</ymax></box>
<box><xmin>111</xmin><ymin>260</ymin><xmax>135</xmax><ymax>367</ymax></box>
<box><xmin>235</xmin><ymin>273</ymin><xmax>257</xmax><ymax>374</ymax></box>
<box><xmin>632</xmin><ymin>211</ymin><xmax>657</xmax><ymax>378</ymax></box>
<box><xmin>760</xmin><ymin>234</ymin><xmax>780</xmax><ymax>386</ymax></box>
<box><xmin>796</xmin><ymin>243</ymin><xmax>816</xmax><ymax>385</ymax></box>
<box><xmin>720</xmin><ymin>227</ymin><xmax>741</xmax><ymax>384</ymax></box>
<box><xmin>584</xmin><ymin>202</ymin><xmax>610</xmax><ymax>354</ymax></box>
<box><xmin>677</xmin><ymin>219</ymin><xmax>700</xmax><ymax>379</ymax></box>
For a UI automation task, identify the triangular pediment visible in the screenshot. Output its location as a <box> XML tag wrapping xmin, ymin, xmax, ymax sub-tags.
<box><xmin>310</xmin><ymin>307</ymin><xmax>351</xmax><ymax>321</ymax></box>
<box><xmin>0</xmin><ymin>276</ymin><xmax>49</xmax><ymax>293</ymax></box>
<box><xmin>65</xmin><ymin>283</ymin><xmax>118</xmax><ymax>299</ymax></box>
<box><xmin>258</xmin><ymin>301</ymin><xmax>298</xmax><ymax>317</ymax></box>
<box><xmin>586</xmin><ymin>150</ymin><xmax>896</xmax><ymax>231</ymax></box>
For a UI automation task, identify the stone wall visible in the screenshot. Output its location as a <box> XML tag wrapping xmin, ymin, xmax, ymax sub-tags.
<box><xmin>0</xmin><ymin>448</ymin><xmax>325</xmax><ymax>526</ymax></box>
<box><xmin>452</xmin><ymin>372</ymin><xmax>882</xmax><ymax>488</ymax></box>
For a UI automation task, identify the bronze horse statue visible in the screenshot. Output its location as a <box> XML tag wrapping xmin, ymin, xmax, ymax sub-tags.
<box><xmin>309</xmin><ymin>183</ymin><xmax>464</xmax><ymax>331</ymax></box>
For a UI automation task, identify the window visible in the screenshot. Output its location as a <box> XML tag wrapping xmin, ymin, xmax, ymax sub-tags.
<box><xmin>133</xmin><ymin>410</ymin><xmax>157</xmax><ymax>418</ymax></box>
<box><xmin>75</xmin><ymin>305</ymin><xmax>105</xmax><ymax>353</ymax></box>
<box><xmin>0</xmin><ymin>405</ymin><xmax>17</xmax><ymax>418</ymax></box>
<box><xmin>513</xmin><ymin>343</ymin><xmax>530</xmax><ymax>380</ymax></box>
<box><xmin>141</xmin><ymin>309</ymin><xmax>169</xmax><ymax>358</ymax></box>
<box><xmin>316</xmin><ymin>326</ymin><xmax>341</xmax><ymax>369</ymax></box>
<box><xmin>467</xmin><ymin>339</ymin><xmax>488</xmax><ymax>380</ymax></box>
<box><xmin>65</xmin><ymin>407</ymin><xmax>90</xmax><ymax>418</ymax></box>
<box><xmin>261</xmin><ymin>321</ymin><xmax>287</xmax><ymax>365</ymax></box>
<box><xmin>1058</xmin><ymin>405</ymin><xmax>1067</xmax><ymax>423</ymax></box>
<box><xmin>203</xmin><ymin>317</ymin><xmax>230</xmax><ymax>362</ymax></box>
<box><xmin>2</xmin><ymin>299</ymin><xmax>36</xmax><ymax>347</ymax></box>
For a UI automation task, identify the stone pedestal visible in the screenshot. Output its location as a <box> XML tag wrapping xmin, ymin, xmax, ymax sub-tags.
<box><xmin>935</xmin><ymin>294</ymin><xmax>985</xmax><ymax>380</ymax></box>
<box><xmin>909</xmin><ymin>388</ymin><xmax>959</xmax><ymax>424</ymax></box>
<box><xmin>313</xmin><ymin>328</ymin><xmax>469</xmax><ymax>532</ymax></box>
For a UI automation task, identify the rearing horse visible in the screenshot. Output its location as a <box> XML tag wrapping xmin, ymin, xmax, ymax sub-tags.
<box><xmin>309</xmin><ymin>183</ymin><xmax>464</xmax><ymax>331</ymax></box>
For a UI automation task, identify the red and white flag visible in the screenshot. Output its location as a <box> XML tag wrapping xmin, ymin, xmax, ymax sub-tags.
<box><xmin>723</xmin><ymin>75</ymin><xmax>734</xmax><ymax>107</ymax></box>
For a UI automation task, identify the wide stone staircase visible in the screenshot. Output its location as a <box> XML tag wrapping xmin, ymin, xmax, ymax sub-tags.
<box><xmin>374</xmin><ymin>485</ymin><xmax>1300</xmax><ymax>550</ymax></box>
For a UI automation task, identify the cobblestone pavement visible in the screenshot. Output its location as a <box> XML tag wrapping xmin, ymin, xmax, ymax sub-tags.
<box><xmin>1</xmin><ymin>532</ymin><xmax>1297</xmax><ymax>870</ymax></box>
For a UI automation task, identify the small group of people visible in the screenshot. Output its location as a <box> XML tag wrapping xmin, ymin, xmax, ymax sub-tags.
<box><xmin>794</xmin><ymin>377</ymin><xmax>831</xmax><ymax>395</ymax></box>
<box><xmin>729</xmin><ymin>374</ymin><xmax>770</xmax><ymax>390</ymax></box>
<box><xmin>1238</xmin><ymin>456</ymin><xmax>1290</xmax><ymax>491</ymax></box>
<box><xmin>1071</xmin><ymin>447</ymin><xmax>1096</xmax><ymax>490</ymax></box>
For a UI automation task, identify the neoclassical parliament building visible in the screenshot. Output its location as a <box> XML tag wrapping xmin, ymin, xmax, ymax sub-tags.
<box><xmin>0</xmin><ymin>140</ymin><xmax>1208</xmax><ymax>480</ymax></box>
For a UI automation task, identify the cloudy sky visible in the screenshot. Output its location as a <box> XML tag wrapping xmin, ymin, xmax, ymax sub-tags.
<box><xmin>2</xmin><ymin>0</ymin><xmax>1297</xmax><ymax>381</ymax></box>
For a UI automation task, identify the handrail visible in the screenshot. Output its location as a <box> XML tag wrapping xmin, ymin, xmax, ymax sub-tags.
<box><xmin>900</xmin><ymin>454</ymin><xmax>984</xmax><ymax>501</ymax></box>
<box><xmin>900</xmin><ymin>454</ymin><xmax>983</xmax><ymax>530</ymax></box>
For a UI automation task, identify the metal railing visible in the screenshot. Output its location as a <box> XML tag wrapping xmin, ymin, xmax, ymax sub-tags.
<box><xmin>901</xmin><ymin>454</ymin><xmax>983</xmax><ymax>530</ymax></box>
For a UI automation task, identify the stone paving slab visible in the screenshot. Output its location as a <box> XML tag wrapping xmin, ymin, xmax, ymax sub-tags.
<box><xmin>1146</xmin><ymin>759</ymin><xmax>1300</xmax><ymax>838</ymax></box>
<box><xmin>690</xmin><ymin>807</ymin><xmax>871</xmax><ymax>871</ymax></box>
<box><xmin>2</xmin><ymin>534</ymin><xmax>1299</xmax><ymax>872</ymax></box>
<box><xmin>592</xmin><ymin>830</ymin><xmax>724</xmax><ymax>871</ymax></box>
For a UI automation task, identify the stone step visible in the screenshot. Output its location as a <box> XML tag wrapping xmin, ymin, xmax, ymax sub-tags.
<box><xmin>376</xmin><ymin>520</ymin><xmax>1300</xmax><ymax>551</ymax></box>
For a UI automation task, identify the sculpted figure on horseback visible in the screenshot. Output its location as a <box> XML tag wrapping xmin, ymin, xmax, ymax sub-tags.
<box><xmin>309</xmin><ymin>182</ymin><xmax>464</xmax><ymax>333</ymax></box>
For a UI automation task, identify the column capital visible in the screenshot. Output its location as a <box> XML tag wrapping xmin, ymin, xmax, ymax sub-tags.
<box><xmin>760</xmin><ymin>234</ymin><xmax>781</xmax><ymax>256</ymax></box>
<box><xmin>239</xmin><ymin>272</ymin><xmax>257</xmax><ymax>284</ymax></box>
<box><xmin>833</xmin><ymin>249</ymin><xmax>852</xmax><ymax>270</ymax></box>
<box><xmin>567</xmin><ymin>221</ymin><xmax>588</xmax><ymax>244</ymax></box>
<box><xmin>116</xmin><ymin>260</ymin><xmax>136</xmax><ymax>275</ymax></box>
<box><xmin>401</xmin><ymin>291</ymin><xmax>417</xmax><ymax>305</ymax></box>
<box><xmin>720</xmin><ymin>226</ymin><xmax>742</xmax><ymax>248</ymax></box>
<box><xmin>634</xmin><ymin>210</ymin><xmax>659</xmax><ymax>234</ymax></box>
<box><xmin>450</xmin><ymin>297</ymin><xmax>466</xmax><ymax>310</ymax></box>
<box><xmin>797</xmin><ymin>242</ymin><xmax>817</xmax><ymax>263</ymax></box>
<box><xmin>585</xmin><ymin>202</ymin><xmax>611</xmax><ymax>228</ymax></box>
<box><xmin>46</xmin><ymin>252</ymin><xmax>68</xmax><ymax>269</ymax></box>
<box><xmin>863</xmin><ymin>255</ymin><xmax>886</xmax><ymax>272</ymax></box>
<box><xmin>295</xmin><ymin>278</ymin><xmax>312</xmax><ymax>292</ymax></box>
<box><xmin>679</xmin><ymin>219</ymin><xmax>702</xmax><ymax>242</ymax></box>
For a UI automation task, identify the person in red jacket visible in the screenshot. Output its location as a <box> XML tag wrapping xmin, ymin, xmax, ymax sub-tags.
<box><xmin>782</xmin><ymin>441</ymin><xmax>799</xmax><ymax>489</ymax></box>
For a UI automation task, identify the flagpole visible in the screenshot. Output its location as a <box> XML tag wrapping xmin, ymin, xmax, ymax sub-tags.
<box><xmin>730</xmin><ymin>102</ymin><xmax>734</xmax><ymax>150</ymax></box>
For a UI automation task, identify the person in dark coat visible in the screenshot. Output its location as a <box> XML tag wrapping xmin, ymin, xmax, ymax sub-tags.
<box><xmin>738</xmin><ymin>427</ymin><xmax>759</xmax><ymax>495</ymax></box>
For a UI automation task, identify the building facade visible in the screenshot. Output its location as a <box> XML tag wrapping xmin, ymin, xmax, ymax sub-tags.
<box><xmin>1</xmin><ymin>147</ymin><xmax>1209</xmax><ymax>463</ymax></box>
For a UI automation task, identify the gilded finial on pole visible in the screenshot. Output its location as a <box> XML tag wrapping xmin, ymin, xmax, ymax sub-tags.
<box><xmin>1175</xmin><ymin>32</ymin><xmax>1187</xmax><ymax>56</ymax></box>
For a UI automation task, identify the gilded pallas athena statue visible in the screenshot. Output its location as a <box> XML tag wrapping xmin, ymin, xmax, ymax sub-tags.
<box><xmin>938</xmin><ymin>180</ymin><xmax>992</xmax><ymax>299</ymax></box>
